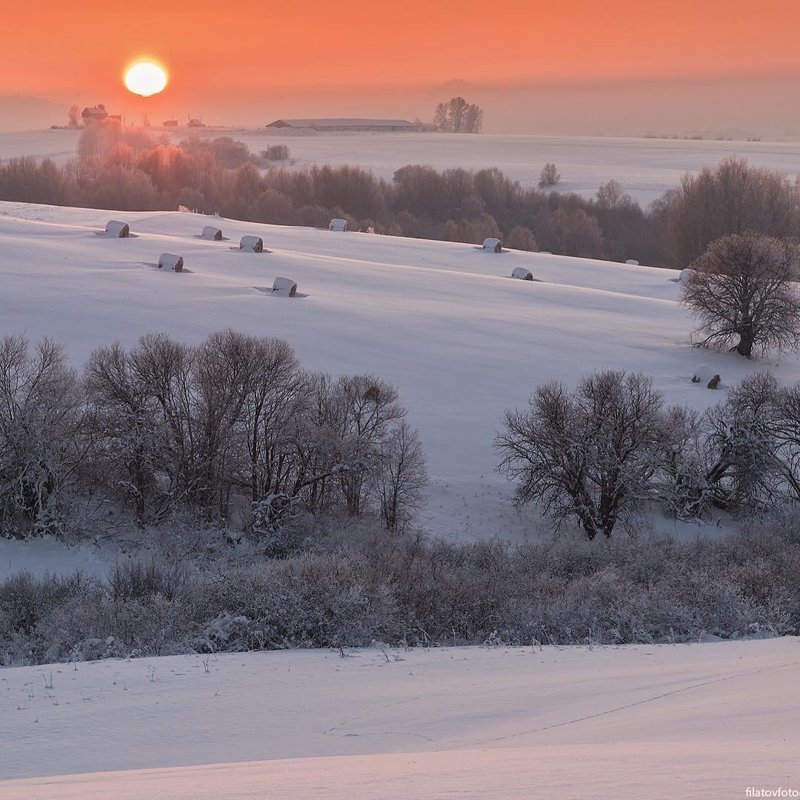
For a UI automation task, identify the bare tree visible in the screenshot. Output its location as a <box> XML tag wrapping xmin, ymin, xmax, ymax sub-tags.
<box><xmin>682</xmin><ymin>232</ymin><xmax>800</xmax><ymax>358</ymax></box>
<box><xmin>702</xmin><ymin>372</ymin><xmax>782</xmax><ymax>511</ymax></box>
<box><xmin>433</xmin><ymin>97</ymin><xmax>484</xmax><ymax>134</ymax></box>
<box><xmin>0</xmin><ymin>336</ymin><xmax>89</xmax><ymax>537</ymax></box>
<box><xmin>374</xmin><ymin>421</ymin><xmax>427</xmax><ymax>532</ymax></box>
<box><xmin>67</xmin><ymin>104</ymin><xmax>81</xmax><ymax>128</ymax></box>
<box><xmin>538</xmin><ymin>163</ymin><xmax>561</xmax><ymax>189</ymax></box>
<box><xmin>665</xmin><ymin>157</ymin><xmax>800</xmax><ymax>266</ymax></box>
<box><xmin>85</xmin><ymin>342</ymin><xmax>166</xmax><ymax>524</ymax></box>
<box><xmin>497</xmin><ymin>371</ymin><xmax>664</xmax><ymax>538</ymax></box>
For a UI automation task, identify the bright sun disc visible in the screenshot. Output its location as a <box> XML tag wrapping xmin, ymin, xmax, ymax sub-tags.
<box><xmin>124</xmin><ymin>62</ymin><xmax>168</xmax><ymax>97</ymax></box>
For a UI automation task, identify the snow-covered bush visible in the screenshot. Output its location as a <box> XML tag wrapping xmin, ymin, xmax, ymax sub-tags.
<box><xmin>2</xmin><ymin>526</ymin><xmax>800</xmax><ymax>665</ymax></box>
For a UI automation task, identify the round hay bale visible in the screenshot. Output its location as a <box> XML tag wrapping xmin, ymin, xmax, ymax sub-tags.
<box><xmin>483</xmin><ymin>237</ymin><xmax>502</xmax><ymax>253</ymax></box>
<box><xmin>202</xmin><ymin>225</ymin><xmax>223</xmax><ymax>241</ymax></box>
<box><xmin>329</xmin><ymin>218</ymin><xmax>348</xmax><ymax>232</ymax></box>
<box><xmin>511</xmin><ymin>267</ymin><xmax>534</xmax><ymax>281</ymax></box>
<box><xmin>272</xmin><ymin>276</ymin><xmax>297</xmax><ymax>297</ymax></box>
<box><xmin>691</xmin><ymin>364</ymin><xmax>716</xmax><ymax>385</ymax></box>
<box><xmin>158</xmin><ymin>253</ymin><xmax>184</xmax><ymax>272</ymax></box>
<box><xmin>105</xmin><ymin>220</ymin><xmax>130</xmax><ymax>238</ymax></box>
<box><xmin>240</xmin><ymin>235</ymin><xmax>264</xmax><ymax>253</ymax></box>
<box><xmin>679</xmin><ymin>268</ymin><xmax>697</xmax><ymax>286</ymax></box>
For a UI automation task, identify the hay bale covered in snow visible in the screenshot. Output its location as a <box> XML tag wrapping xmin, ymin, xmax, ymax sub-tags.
<box><xmin>679</xmin><ymin>268</ymin><xmax>697</xmax><ymax>287</ymax></box>
<box><xmin>691</xmin><ymin>365</ymin><xmax>718</xmax><ymax>386</ymax></box>
<box><xmin>625</xmin><ymin>259</ymin><xmax>640</xmax><ymax>266</ymax></box>
<box><xmin>158</xmin><ymin>253</ymin><xmax>184</xmax><ymax>272</ymax></box>
<box><xmin>482</xmin><ymin>237</ymin><xmax>502</xmax><ymax>253</ymax></box>
<box><xmin>329</xmin><ymin>218</ymin><xmax>347</xmax><ymax>232</ymax></box>
<box><xmin>105</xmin><ymin>220</ymin><xmax>130</xmax><ymax>238</ymax></box>
<box><xmin>511</xmin><ymin>267</ymin><xmax>533</xmax><ymax>281</ymax></box>
<box><xmin>239</xmin><ymin>235</ymin><xmax>264</xmax><ymax>253</ymax></box>
<box><xmin>707</xmin><ymin>374</ymin><xmax>721</xmax><ymax>390</ymax></box>
<box><xmin>272</xmin><ymin>276</ymin><xmax>297</xmax><ymax>297</ymax></box>
<box><xmin>202</xmin><ymin>225</ymin><xmax>223</xmax><ymax>241</ymax></box>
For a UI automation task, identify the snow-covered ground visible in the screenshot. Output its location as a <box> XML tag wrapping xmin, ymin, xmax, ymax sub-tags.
<box><xmin>1</xmin><ymin>638</ymin><xmax>798</xmax><ymax>798</ymax></box>
<box><xmin>2</xmin><ymin>201</ymin><xmax>799</xmax><ymax>549</ymax></box>
<box><xmin>3</xmin><ymin>128</ymin><xmax>800</xmax><ymax>205</ymax></box>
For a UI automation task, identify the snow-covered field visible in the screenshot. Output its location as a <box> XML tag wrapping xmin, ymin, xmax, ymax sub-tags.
<box><xmin>2</xmin><ymin>638</ymin><xmax>798</xmax><ymax>798</ymax></box>
<box><xmin>3</xmin><ymin>143</ymin><xmax>800</xmax><ymax>800</ymax></box>
<box><xmin>2</xmin><ymin>200</ymin><xmax>799</xmax><ymax>554</ymax></box>
<box><xmin>4</xmin><ymin>128</ymin><xmax>800</xmax><ymax>205</ymax></box>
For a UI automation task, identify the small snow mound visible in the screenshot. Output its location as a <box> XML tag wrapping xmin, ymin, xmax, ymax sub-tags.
<box><xmin>625</xmin><ymin>259</ymin><xmax>640</xmax><ymax>266</ymax></box>
<box><xmin>272</xmin><ymin>276</ymin><xmax>297</xmax><ymax>297</ymax></box>
<box><xmin>240</xmin><ymin>235</ymin><xmax>264</xmax><ymax>253</ymax></box>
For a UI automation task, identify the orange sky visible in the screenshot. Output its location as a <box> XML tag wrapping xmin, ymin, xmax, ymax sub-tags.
<box><xmin>5</xmin><ymin>0</ymin><xmax>800</xmax><ymax>102</ymax></box>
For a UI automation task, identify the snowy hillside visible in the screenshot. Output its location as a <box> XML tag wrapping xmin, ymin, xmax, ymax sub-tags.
<box><xmin>2</xmin><ymin>638</ymin><xmax>799</xmax><ymax>798</ymax></box>
<box><xmin>2</xmin><ymin>201</ymin><xmax>800</xmax><ymax>543</ymax></box>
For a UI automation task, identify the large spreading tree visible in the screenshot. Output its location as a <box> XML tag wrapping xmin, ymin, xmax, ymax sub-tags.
<box><xmin>682</xmin><ymin>231</ymin><xmax>800</xmax><ymax>358</ymax></box>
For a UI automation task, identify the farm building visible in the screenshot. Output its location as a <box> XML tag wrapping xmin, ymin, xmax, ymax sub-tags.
<box><xmin>511</xmin><ymin>267</ymin><xmax>533</xmax><ymax>281</ymax></box>
<box><xmin>272</xmin><ymin>277</ymin><xmax>297</xmax><ymax>297</ymax></box>
<box><xmin>240</xmin><ymin>235</ymin><xmax>264</xmax><ymax>252</ymax></box>
<box><xmin>82</xmin><ymin>104</ymin><xmax>108</xmax><ymax>124</ymax></box>
<box><xmin>329</xmin><ymin>218</ymin><xmax>348</xmax><ymax>232</ymax></box>
<box><xmin>482</xmin><ymin>238</ymin><xmax>503</xmax><ymax>253</ymax></box>
<box><xmin>158</xmin><ymin>253</ymin><xmax>184</xmax><ymax>272</ymax></box>
<box><xmin>202</xmin><ymin>225</ymin><xmax>223</xmax><ymax>241</ymax></box>
<box><xmin>265</xmin><ymin>118</ymin><xmax>418</xmax><ymax>133</ymax></box>
<box><xmin>104</xmin><ymin>220</ymin><xmax>130</xmax><ymax>237</ymax></box>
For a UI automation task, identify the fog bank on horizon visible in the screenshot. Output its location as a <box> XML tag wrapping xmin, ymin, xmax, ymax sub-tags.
<box><xmin>5</xmin><ymin>72</ymin><xmax>800</xmax><ymax>140</ymax></box>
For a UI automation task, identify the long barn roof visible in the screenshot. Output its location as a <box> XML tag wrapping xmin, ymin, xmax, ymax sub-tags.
<box><xmin>266</xmin><ymin>118</ymin><xmax>417</xmax><ymax>129</ymax></box>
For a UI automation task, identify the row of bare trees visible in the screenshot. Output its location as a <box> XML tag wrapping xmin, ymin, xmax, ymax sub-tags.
<box><xmin>0</xmin><ymin>332</ymin><xmax>426</xmax><ymax>541</ymax></box>
<box><xmin>497</xmin><ymin>370</ymin><xmax>800</xmax><ymax>538</ymax></box>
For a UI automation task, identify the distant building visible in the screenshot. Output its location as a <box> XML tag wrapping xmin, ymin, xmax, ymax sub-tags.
<box><xmin>82</xmin><ymin>104</ymin><xmax>109</xmax><ymax>124</ymax></box>
<box><xmin>187</xmin><ymin>119</ymin><xmax>205</xmax><ymax>128</ymax></box>
<box><xmin>265</xmin><ymin>118</ymin><xmax>418</xmax><ymax>133</ymax></box>
<box><xmin>163</xmin><ymin>119</ymin><xmax>179</xmax><ymax>127</ymax></box>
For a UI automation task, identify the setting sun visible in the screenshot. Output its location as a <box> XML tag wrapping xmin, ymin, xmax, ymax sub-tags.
<box><xmin>124</xmin><ymin>61</ymin><xmax>168</xmax><ymax>97</ymax></box>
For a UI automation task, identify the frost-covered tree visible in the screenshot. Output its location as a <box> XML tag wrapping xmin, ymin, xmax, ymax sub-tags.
<box><xmin>374</xmin><ymin>421</ymin><xmax>428</xmax><ymax>532</ymax></box>
<box><xmin>683</xmin><ymin>232</ymin><xmax>800</xmax><ymax>358</ymax></box>
<box><xmin>0</xmin><ymin>336</ymin><xmax>88</xmax><ymax>537</ymax></box>
<box><xmin>497</xmin><ymin>371</ymin><xmax>664</xmax><ymax>538</ymax></box>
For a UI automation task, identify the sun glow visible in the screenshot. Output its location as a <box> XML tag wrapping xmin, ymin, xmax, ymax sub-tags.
<box><xmin>124</xmin><ymin>61</ymin><xmax>168</xmax><ymax>97</ymax></box>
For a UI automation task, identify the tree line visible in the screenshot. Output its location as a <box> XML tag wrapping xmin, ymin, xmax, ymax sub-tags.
<box><xmin>0</xmin><ymin>332</ymin><xmax>426</xmax><ymax>545</ymax></box>
<box><xmin>3</xmin><ymin>121</ymin><xmax>799</xmax><ymax>267</ymax></box>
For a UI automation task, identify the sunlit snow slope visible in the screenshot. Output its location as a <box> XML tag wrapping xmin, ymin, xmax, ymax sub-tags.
<box><xmin>1</xmin><ymin>639</ymin><xmax>799</xmax><ymax>798</ymax></box>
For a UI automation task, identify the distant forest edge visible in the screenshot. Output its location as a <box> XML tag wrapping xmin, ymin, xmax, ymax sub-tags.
<box><xmin>2</xmin><ymin>121</ymin><xmax>800</xmax><ymax>267</ymax></box>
